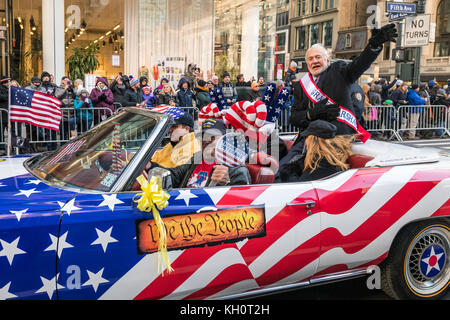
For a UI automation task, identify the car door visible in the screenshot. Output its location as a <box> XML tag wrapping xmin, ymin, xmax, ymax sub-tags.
<box><xmin>55</xmin><ymin>179</ymin><xmax>320</xmax><ymax>300</ymax></box>
<box><xmin>312</xmin><ymin>167</ymin><xmax>397</xmax><ymax>277</ymax></box>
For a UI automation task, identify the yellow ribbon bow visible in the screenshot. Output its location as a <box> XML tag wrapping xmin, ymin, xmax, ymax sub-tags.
<box><xmin>134</xmin><ymin>174</ymin><xmax>173</xmax><ymax>275</ymax></box>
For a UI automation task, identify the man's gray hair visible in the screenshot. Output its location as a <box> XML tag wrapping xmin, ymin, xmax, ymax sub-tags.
<box><xmin>306</xmin><ymin>43</ymin><xmax>329</xmax><ymax>59</ymax></box>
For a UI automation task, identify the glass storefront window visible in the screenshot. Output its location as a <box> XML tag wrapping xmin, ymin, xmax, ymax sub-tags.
<box><xmin>11</xmin><ymin>0</ymin><xmax>43</xmax><ymax>86</ymax></box>
<box><xmin>64</xmin><ymin>0</ymin><xmax>124</xmax><ymax>88</ymax></box>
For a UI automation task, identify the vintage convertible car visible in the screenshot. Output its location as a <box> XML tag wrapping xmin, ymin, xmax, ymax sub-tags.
<box><xmin>0</xmin><ymin>108</ymin><xmax>449</xmax><ymax>300</ymax></box>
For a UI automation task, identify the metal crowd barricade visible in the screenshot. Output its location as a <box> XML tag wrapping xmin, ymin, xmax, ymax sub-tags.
<box><xmin>363</xmin><ymin>105</ymin><xmax>402</xmax><ymax>141</ymax></box>
<box><xmin>396</xmin><ymin>105</ymin><xmax>450</xmax><ymax>139</ymax></box>
<box><xmin>5</xmin><ymin>107</ymin><xmax>114</xmax><ymax>154</ymax></box>
<box><xmin>0</xmin><ymin>108</ymin><xmax>7</xmax><ymax>150</ymax></box>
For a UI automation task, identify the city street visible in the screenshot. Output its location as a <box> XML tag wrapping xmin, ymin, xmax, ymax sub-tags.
<box><xmin>257</xmin><ymin>273</ymin><xmax>450</xmax><ymax>301</ymax></box>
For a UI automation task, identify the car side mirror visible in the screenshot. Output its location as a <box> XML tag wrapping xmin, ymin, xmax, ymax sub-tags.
<box><xmin>148</xmin><ymin>167</ymin><xmax>173</xmax><ymax>190</ymax></box>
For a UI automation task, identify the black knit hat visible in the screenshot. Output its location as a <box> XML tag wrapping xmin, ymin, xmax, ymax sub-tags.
<box><xmin>174</xmin><ymin>112</ymin><xmax>194</xmax><ymax>129</ymax></box>
<box><xmin>301</xmin><ymin>120</ymin><xmax>337</xmax><ymax>139</ymax></box>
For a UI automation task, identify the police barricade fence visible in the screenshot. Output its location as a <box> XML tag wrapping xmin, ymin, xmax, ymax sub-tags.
<box><xmin>363</xmin><ymin>105</ymin><xmax>402</xmax><ymax>141</ymax></box>
<box><xmin>0</xmin><ymin>107</ymin><xmax>114</xmax><ymax>154</ymax></box>
<box><xmin>396</xmin><ymin>105</ymin><xmax>450</xmax><ymax>140</ymax></box>
<box><xmin>0</xmin><ymin>108</ymin><xmax>8</xmax><ymax>148</ymax></box>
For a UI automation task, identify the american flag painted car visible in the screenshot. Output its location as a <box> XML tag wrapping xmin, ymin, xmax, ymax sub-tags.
<box><xmin>0</xmin><ymin>107</ymin><xmax>449</xmax><ymax>300</ymax></box>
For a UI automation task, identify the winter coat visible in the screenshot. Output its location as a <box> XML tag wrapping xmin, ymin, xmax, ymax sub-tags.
<box><xmin>109</xmin><ymin>80</ymin><xmax>129</xmax><ymax>107</ymax></box>
<box><xmin>279</xmin><ymin>154</ymin><xmax>342</xmax><ymax>183</ymax></box>
<box><xmin>407</xmin><ymin>89</ymin><xmax>426</xmax><ymax>113</ymax></box>
<box><xmin>90</xmin><ymin>77</ymin><xmax>115</xmax><ymax>118</ymax></box>
<box><xmin>25</xmin><ymin>84</ymin><xmax>46</xmax><ymax>93</ymax></box>
<box><xmin>73</xmin><ymin>96</ymin><xmax>94</xmax><ymax>122</ymax></box>
<box><xmin>381</xmin><ymin>79</ymin><xmax>397</xmax><ymax>101</ymax></box>
<box><xmin>390</xmin><ymin>89</ymin><xmax>408</xmax><ymax>108</ymax></box>
<box><xmin>177</xmin><ymin>78</ymin><xmax>195</xmax><ymax>109</ymax></box>
<box><xmin>350</xmin><ymin>83</ymin><xmax>366</xmax><ymax>126</ymax></box>
<box><xmin>290</xmin><ymin>45</ymin><xmax>381</xmax><ymax>136</ymax></box>
<box><xmin>219</xmin><ymin>81</ymin><xmax>237</xmax><ymax>106</ymax></box>
<box><xmin>195</xmin><ymin>87</ymin><xmax>211</xmax><ymax>109</ymax></box>
<box><xmin>55</xmin><ymin>86</ymin><xmax>75</xmax><ymax>121</ymax></box>
<box><xmin>123</xmin><ymin>88</ymin><xmax>145</xmax><ymax>107</ymax></box>
<box><xmin>246</xmin><ymin>89</ymin><xmax>262</xmax><ymax>102</ymax></box>
<box><xmin>284</xmin><ymin>67</ymin><xmax>299</xmax><ymax>87</ymax></box>
<box><xmin>143</xmin><ymin>93</ymin><xmax>157</xmax><ymax>108</ymax></box>
<box><xmin>0</xmin><ymin>85</ymin><xmax>8</xmax><ymax>112</ymax></box>
<box><xmin>156</xmin><ymin>93</ymin><xmax>177</xmax><ymax>106</ymax></box>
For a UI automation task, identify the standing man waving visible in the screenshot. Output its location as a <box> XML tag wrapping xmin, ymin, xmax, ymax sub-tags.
<box><xmin>279</xmin><ymin>24</ymin><xmax>398</xmax><ymax>172</ymax></box>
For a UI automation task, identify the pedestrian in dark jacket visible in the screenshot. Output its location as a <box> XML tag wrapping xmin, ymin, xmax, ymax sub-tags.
<box><xmin>246</xmin><ymin>81</ymin><xmax>262</xmax><ymax>102</ymax></box>
<box><xmin>40</xmin><ymin>72</ymin><xmax>58</xmax><ymax>96</ymax></box>
<box><xmin>195</xmin><ymin>80</ymin><xmax>211</xmax><ymax>109</ymax></box>
<box><xmin>379</xmin><ymin>78</ymin><xmax>397</xmax><ymax>101</ymax></box>
<box><xmin>90</xmin><ymin>77</ymin><xmax>115</xmax><ymax>124</ymax></box>
<box><xmin>156</xmin><ymin>83</ymin><xmax>177</xmax><ymax>106</ymax></box>
<box><xmin>110</xmin><ymin>75</ymin><xmax>129</xmax><ymax>107</ymax></box>
<box><xmin>123</xmin><ymin>78</ymin><xmax>145</xmax><ymax>108</ymax></box>
<box><xmin>0</xmin><ymin>77</ymin><xmax>10</xmax><ymax>138</ymax></box>
<box><xmin>284</xmin><ymin>61</ymin><xmax>299</xmax><ymax>88</ymax></box>
<box><xmin>219</xmin><ymin>72</ymin><xmax>237</xmax><ymax>107</ymax></box>
<box><xmin>177</xmin><ymin>78</ymin><xmax>195</xmax><ymax>109</ymax></box>
<box><xmin>236</xmin><ymin>74</ymin><xmax>250</xmax><ymax>87</ymax></box>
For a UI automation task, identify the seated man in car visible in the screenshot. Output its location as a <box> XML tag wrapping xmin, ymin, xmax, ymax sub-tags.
<box><xmin>150</xmin><ymin>119</ymin><xmax>251</xmax><ymax>188</ymax></box>
<box><xmin>151</xmin><ymin>112</ymin><xmax>202</xmax><ymax>168</ymax></box>
<box><xmin>278</xmin><ymin>120</ymin><xmax>355</xmax><ymax>183</ymax></box>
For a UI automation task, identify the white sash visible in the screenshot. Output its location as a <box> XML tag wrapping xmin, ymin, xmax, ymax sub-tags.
<box><xmin>300</xmin><ymin>73</ymin><xmax>371</xmax><ymax>143</ymax></box>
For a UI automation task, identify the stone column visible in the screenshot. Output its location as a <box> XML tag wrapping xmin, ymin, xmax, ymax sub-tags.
<box><xmin>240</xmin><ymin>3</ymin><xmax>260</xmax><ymax>81</ymax></box>
<box><xmin>42</xmin><ymin>0</ymin><xmax>65</xmax><ymax>82</ymax></box>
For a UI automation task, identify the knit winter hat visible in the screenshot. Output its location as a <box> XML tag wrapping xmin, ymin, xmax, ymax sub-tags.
<box><xmin>130</xmin><ymin>78</ymin><xmax>140</xmax><ymax>87</ymax></box>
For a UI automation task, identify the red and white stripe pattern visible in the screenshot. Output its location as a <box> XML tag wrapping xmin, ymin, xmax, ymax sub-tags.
<box><xmin>100</xmin><ymin>164</ymin><xmax>450</xmax><ymax>300</ymax></box>
<box><xmin>10</xmin><ymin>88</ymin><xmax>62</xmax><ymax>131</ymax></box>
<box><xmin>225</xmin><ymin>101</ymin><xmax>267</xmax><ymax>132</ymax></box>
<box><xmin>111</xmin><ymin>123</ymin><xmax>122</xmax><ymax>175</ymax></box>
<box><xmin>198</xmin><ymin>103</ymin><xmax>225</xmax><ymax>121</ymax></box>
<box><xmin>46</xmin><ymin>139</ymin><xmax>86</xmax><ymax>166</ymax></box>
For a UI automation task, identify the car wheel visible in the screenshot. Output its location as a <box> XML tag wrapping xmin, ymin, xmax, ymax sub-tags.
<box><xmin>381</xmin><ymin>219</ymin><xmax>450</xmax><ymax>300</ymax></box>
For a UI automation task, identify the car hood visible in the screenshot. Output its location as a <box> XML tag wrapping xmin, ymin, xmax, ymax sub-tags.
<box><xmin>0</xmin><ymin>156</ymin><xmax>77</xmax><ymax>215</ymax></box>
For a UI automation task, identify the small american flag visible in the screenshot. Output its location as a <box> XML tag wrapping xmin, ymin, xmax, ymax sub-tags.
<box><xmin>152</xmin><ymin>106</ymin><xmax>185</xmax><ymax>120</ymax></box>
<box><xmin>46</xmin><ymin>139</ymin><xmax>86</xmax><ymax>166</ymax></box>
<box><xmin>9</xmin><ymin>86</ymin><xmax>62</xmax><ymax>131</ymax></box>
<box><xmin>215</xmin><ymin>133</ymin><xmax>249</xmax><ymax>168</ymax></box>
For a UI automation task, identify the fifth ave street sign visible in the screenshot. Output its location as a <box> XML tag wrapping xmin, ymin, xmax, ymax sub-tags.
<box><xmin>403</xmin><ymin>14</ymin><xmax>431</xmax><ymax>47</ymax></box>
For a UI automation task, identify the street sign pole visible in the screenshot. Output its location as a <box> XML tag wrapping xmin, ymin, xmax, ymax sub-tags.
<box><xmin>414</xmin><ymin>0</ymin><xmax>426</xmax><ymax>84</ymax></box>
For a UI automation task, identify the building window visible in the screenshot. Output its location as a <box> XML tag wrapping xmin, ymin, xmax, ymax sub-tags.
<box><xmin>310</xmin><ymin>0</ymin><xmax>321</xmax><ymax>13</ymax></box>
<box><xmin>322</xmin><ymin>20</ymin><xmax>333</xmax><ymax>47</ymax></box>
<box><xmin>298</xmin><ymin>0</ymin><xmax>307</xmax><ymax>16</ymax></box>
<box><xmin>276</xmin><ymin>11</ymin><xmax>289</xmax><ymax>27</ymax></box>
<box><xmin>310</xmin><ymin>23</ymin><xmax>319</xmax><ymax>46</ymax></box>
<box><xmin>434</xmin><ymin>0</ymin><xmax>450</xmax><ymax>57</ymax></box>
<box><xmin>296</xmin><ymin>26</ymin><xmax>307</xmax><ymax>50</ymax></box>
<box><xmin>384</xmin><ymin>42</ymin><xmax>391</xmax><ymax>60</ymax></box>
<box><xmin>345</xmin><ymin>33</ymin><xmax>352</xmax><ymax>48</ymax></box>
<box><xmin>324</xmin><ymin>0</ymin><xmax>334</xmax><ymax>10</ymax></box>
<box><xmin>276</xmin><ymin>32</ymin><xmax>287</xmax><ymax>52</ymax></box>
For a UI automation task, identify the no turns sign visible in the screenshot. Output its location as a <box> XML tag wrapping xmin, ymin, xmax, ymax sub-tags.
<box><xmin>403</xmin><ymin>14</ymin><xmax>431</xmax><ymax>47</ymax></box>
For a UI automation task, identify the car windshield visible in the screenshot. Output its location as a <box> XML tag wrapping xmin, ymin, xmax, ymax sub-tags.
<box><xmin>28</xmin><ymin>109</ymin><xmax>163</xmax><ymax>192</ymax></box>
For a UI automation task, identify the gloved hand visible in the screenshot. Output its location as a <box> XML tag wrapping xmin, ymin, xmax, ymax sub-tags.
<box><xmin>369</xmin><ymin>23</ymin><xmax>398</xmax><ymax>49</ymax></box>
<box><xmin>308</xmin><ymin>99</ymin><xmax>341</xmax><ymax>122</ymax></box>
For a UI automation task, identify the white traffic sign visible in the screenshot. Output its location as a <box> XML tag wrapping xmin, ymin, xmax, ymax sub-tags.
<box><xmin>403</xmin><ymin>14</ymin><xmax>431</xmax><ymax>47</ymax></box>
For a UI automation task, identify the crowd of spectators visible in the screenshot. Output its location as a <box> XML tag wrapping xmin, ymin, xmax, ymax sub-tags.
<box><xmin>360</xmin><ymin>77</ymin><xmax>450</xmax><ymax>140</ymax></box>
<box><xmin>1</xmin><ymin>63</ymin><xmax>449</xmax><ymax>155</ymax></box>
